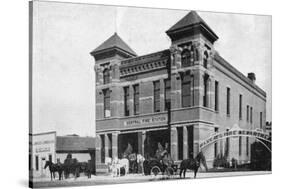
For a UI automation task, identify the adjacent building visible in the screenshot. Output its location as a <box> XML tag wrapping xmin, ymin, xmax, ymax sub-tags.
<box><xmin>29</xmin><ymin>132</ymin><xmax>95</xmax><ymax>178</ymax></box>
<box><xmin>91</xmin><ymin>11</ymin><xmax>266</xmax><ymax>168</ymax></box>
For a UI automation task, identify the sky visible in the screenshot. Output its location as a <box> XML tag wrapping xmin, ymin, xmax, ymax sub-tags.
<box><xmin>32</xmin><ymin>1</ymin><xmax>271</xmax><ymax>136</ymax></box>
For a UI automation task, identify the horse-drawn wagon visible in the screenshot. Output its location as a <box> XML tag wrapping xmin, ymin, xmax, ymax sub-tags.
<box><xmin>143</xmin><ymin>158</ymin><xmax>178</xmax><ymax>177</ymax></box>
<box><xmin>143</xmin><ymin>142</ymin><xmax>179</xmax><ymax>177</ymax></box>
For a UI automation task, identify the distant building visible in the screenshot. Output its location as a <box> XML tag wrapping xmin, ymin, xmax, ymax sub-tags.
<box><xmin>56</xmin><ymin>135</ymin><xmax>95</xmax><ymax>163</ymax></box>
<box><xmin>91</xmin><ymin>11</ymin><xmax>267</xmax><ymax>168</ymax></box>
<box><xmin>29</xmin><ymin>132</ymin><xmax>95</xmax><ymax>178</ymax></box>
<box><xmin>265</xmin><ymin>121</ymin><xmax>272</xmax><ymax>136</ymax></box>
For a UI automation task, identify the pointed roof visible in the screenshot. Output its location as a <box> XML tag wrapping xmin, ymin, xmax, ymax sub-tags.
<box><xmin>166</xmin><ymin>11</ymin><xmax>218</xmax><ymax>43</ymax></box>
<box><xmin>92</xmin><ymin>33</ymin><xmax>137</xmax><ymax>56</ymax></box>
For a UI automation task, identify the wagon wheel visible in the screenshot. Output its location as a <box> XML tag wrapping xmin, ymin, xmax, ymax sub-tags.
<box><xmin>165</xmin><ymin>167</ymin><xmax>174</xmax><ymax>178</ymax></box>
<box><xmin>151</xmin><ymin>166</ymin><xmax>161</xmax><ymax>176</ymax></box>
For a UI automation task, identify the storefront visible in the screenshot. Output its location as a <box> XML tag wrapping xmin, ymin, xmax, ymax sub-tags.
<box><xmin>29</xmin><ymin>131</ymin><xmax>56</xmax><ymax>178</ymax></box>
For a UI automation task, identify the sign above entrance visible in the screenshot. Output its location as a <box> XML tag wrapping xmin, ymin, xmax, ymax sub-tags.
<box><xmin>124</xmin><ymin>115</ymin><xmax>167</xmax><ymax>126</ymax></box>
<box><xmin>199</xmin><ymin>127</ymin><xmax>271</xmax><ymax>150</ymax></box>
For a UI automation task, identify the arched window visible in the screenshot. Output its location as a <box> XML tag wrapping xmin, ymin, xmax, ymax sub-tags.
<box><xmin>203</xmin><ymin>51</ymin><xmax>208</xmax><ymax>68</ymax></box>
<box><xmin>103</xmin><ymin>68</ymin><xmax>110</xmax><ymax>84</ymax></box>
<box><xmin>181</xmin><ymin>49</ymin><xmax>192</xmax><ymax>67</ymax></box>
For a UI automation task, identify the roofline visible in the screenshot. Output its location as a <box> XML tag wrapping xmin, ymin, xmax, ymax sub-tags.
<box><xmin>120</xmin><ymin>49</ymin><xmax>170</xmax><ymax>66</ymax></box>
<box><xmin>166</xmin><ymin>23</ymin><xmax>219</xmax><ymax>42</ymax></box>
<box><xmin>56</xmin><ymin>135</ymin><xmax>95</xmax><ymax>139</ymax></box>
<box><xmin>29</xmin><ymin>131</ymin><xmax>56</xmax><ymax>136</ymax></box>
<box><xmin>214</xmin><ymin>53</ymin><xmax>266</xmax><ymax>98</ymax></box>
<box><xmin>90</xmin><ymin>46</ymin><xmax>137</xmax><ymax>58</ymax></box>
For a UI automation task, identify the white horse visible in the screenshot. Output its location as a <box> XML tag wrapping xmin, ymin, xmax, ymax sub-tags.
<box><xmin>111</xmin><ymin>157</ymin><xmax>129</xmax><ymax>177</ymax></box>
<box><xmin>119</xmin><ymin>158</ymin><xmax>129</xmax><ymax>175</ymax></box>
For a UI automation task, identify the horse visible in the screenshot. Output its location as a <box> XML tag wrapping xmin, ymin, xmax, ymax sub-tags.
<box><xmin>119</xmin><ymin>158</ymin><xmax>129</xmax><ymax>174</ymax></box>
<box><xmin>111</xmin><ymin>157</ymin><xmax>129</xmax><ymax>177</ymax></box>
<box><xmin>179</xmin><ymin>151</ymin><xmax>208</xmax><ymax>179</ymax></box>
<box><xmin>77</xmin><ymin>162</ymin><xmax>92</xmax><ymax>178</ymax></box>
<box><xmin>63</xmin><ymin>158</ymin><xmax>80</xmax><ymax>179</ymax></box>
<box><xmin>111</xmin><ymin>157</ymin><xmax>121</xmax><ymax>177</ymax></box>
<box><xmin>44</xmin><ymin>161</ymin><xmax>64</xmax><ymax>181</ymax></box>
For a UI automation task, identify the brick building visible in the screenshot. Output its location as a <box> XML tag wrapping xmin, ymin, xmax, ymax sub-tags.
<box><xmin>90</xmin><ymin>11</ymin><xmax>266</xmax><ymax>168</ymax></box>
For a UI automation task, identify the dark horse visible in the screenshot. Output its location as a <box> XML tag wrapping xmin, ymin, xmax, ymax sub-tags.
<box><xmin>63</xmin><ymin>155</ymin><xmax>92</xmax><ymax>179</ymax></box>
<box><xmin>179</xmin><ymin>151</ymin><xmax>208</xmax><ymax>178</ymax></box>
<box><xmin>63</xmin><ymin>158</ymin><xmax>80</xmax><ymax>179</ymax></box>
<box><xmin>44</xmin><ymin>161</ymin><xmax>64</xmax><ymax>181</ymax></box>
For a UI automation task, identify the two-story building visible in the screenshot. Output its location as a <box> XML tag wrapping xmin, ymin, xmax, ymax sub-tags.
<box><xmin>90</xmin><ymin>11</ymin><xmax>266</xmax><ymax>168</ymax></box>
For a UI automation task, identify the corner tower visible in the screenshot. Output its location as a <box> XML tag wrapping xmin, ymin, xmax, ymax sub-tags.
<box><xmin>166</xmin><ymin>10</ymin><xmax>219</xmax><ymax>109</ymax></box>
<box><xmin>166</xmin><ymin>10</ymin><xmax>218</xmax><ymax>70</ymax></box>
<box><xmin>166</xmin><ymin>11</ymin><xmax>219</xmax><ymax>159</ymax></box>
<box><xmin>90</xmin><ymin>33</ymin><xmax>137</xmax><ymax>85</ymax></box>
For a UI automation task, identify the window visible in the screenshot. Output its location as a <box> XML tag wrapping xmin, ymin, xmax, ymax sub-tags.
<box><xmin>48</xmin><ymin>154</ymin><xmax>52</xmax><ymax>163</ymax></box>
<box><xmin>164</xmin><ymin>79</ymin><xmax>171</xmax><ymax>111</ymax></box>
<box><xmin>226</xmin><ymin>87</ymin><xmax>230</xmax><ymax>116</ymax></box>
<box><xmin>214</xmin><ymin>128</ymin><xmax>218</xmax><ymax>157</ymax></box>
<box><xmin>203</xmin><ymin>51</ymin><xmax>208</xmax><ymax>68</ymax></box>
<box><xmin>250</xmin><ymin>107</ymin><xmax>253</xmax><ymax>123</ymax></box>
<box><xmin>246</xmin><ymin>105</ymin><xmax>249</xmax><ymax>122</ymax></box>
<box><xmin>133</xmin><ymin>84</ymin><xmax>139</xmax><ymax>115</ymax></box>
<box><xmin>124</xmin><ymin>86</ymin><xmax>130</xmax><ymax>116</ymax></box>
<box><xmin>103</xmin><ymin>68</ymin><xmax>110</xmax><ymax>84</ymax></box>
<box><xmin>246</xmin><ymin>137</ymin><xmax>249</xmax><ymax>156</ymax></box>
<box><xmin>215</xmin><ymin>81</ymin><xmax>219</xmax><ymax>111</ymax></box>
<box><xmin>182</xmin><ymin>74</ymin><xmax>192</xmax><ymax>107</ymax></box>
<box><xmin>181</xmin><ymin>49</ymin><xmax>192</xmax><ymax>67</ymax></box>
<box><xmin>239</xmin><ymin>94</ymin><xmax>243</xmax><ymax>120</ymax></box>
<box><xmin>239</xmin><ymin>136</ymin><xmax>242</xmax><ymax>156</ymax></box>
<box><xmin>203</xmin><ymin>75</ymin><xmax>209</xmax><ymax>107</ymax></box>
<box><xmin>103</xmin><ymin>89</ymin><xmax>110</xmax><ymax>117</ymax></box>
<box><xmin>153</xmin><ymin>81</ymin><xmax>160</xmax><ymax>112</ymax></box>
<box><xmin>260</xmin><ymin>112</ymin><xmax>263</xmax><ymax>129</ymax></box>
<box><xmin>29</xmin><ymin>154</ymin><xmax>32</xmax><ymax>170</ymax></box>
<box><xmin>35</xmin><ymin>155</ymin><xmax>39</xmax><ymax>171</ymax></box>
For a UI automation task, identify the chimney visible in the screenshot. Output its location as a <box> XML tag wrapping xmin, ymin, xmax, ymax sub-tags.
<box><xmin>247</xmin><ymin>72</ymin><xmax>256</xmax><ymax>83</ymax></box>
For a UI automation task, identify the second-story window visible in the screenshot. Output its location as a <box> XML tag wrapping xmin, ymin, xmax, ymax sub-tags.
<box><xmin>103</xmin><ymin>88</ymin><xmax>110</xmax><ymax>117</ymax></box>
<box><xmin>246</xmin><ymin>105</ymin><xmax>249</xmax><ymax>122</ymax></box>
<box><xmin>153</xmin><ymin>81</ymin><xmax>160</xmax><ymax>112</ymax></box>
<box><xmin>181</xmin><ymin>49</ymin><xmax>192</xmax><ymax>67</ymax></box>
<box><xmin>133</xmin><ymin>84</ymin><xmax>139</xmax><ymax>115</ymax></box>
<box><xmin>164</xmin><ymin>79</ymin><xmax>171</xmax><ymax>111</ymax></box>
<box><xmin>203</xmin><ymin>74</ymin><xmax>209</xmax><ymax>107</ymax></box>
<box><xmin>124</xmin><ymin>86</ymin><xmax>130</xmax><ymax>116</ymax></box>
<box><xmin>103</xmin><ymin>68</ymin><xmax>110</xmax><ymax>84</ymax></box>
<box><xmin>260</xmin><ymin>112</ymin><xmax>263</xmax><ymax>129</ymax></box>
<box><xmin>239</xmin><ymin>94</ymin><xmax>243</xmax><ymax>120</ymax></box>
<box><xmin>250</xmin><ymin>107</ymin><xmax>253</xmax><ymax>123</ymax></box>
<box><xmin>226</xmin><ymin>87</ymin><xmax>230</xmax><ymax>116</ymax></box>
<box><xmin>182</xmin><ymin>74</ymin><xmax>192</xmax><ymax>107</ymax></box>
<box><xmin>215</xmin><ymin>81</ymin><xmax>219</xmax><ymax>111</ymax></box>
